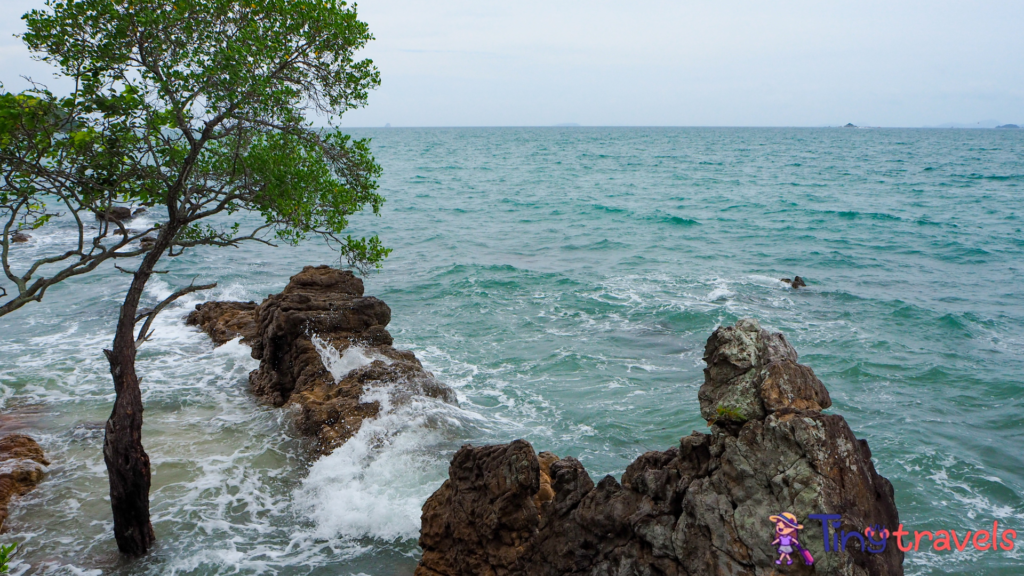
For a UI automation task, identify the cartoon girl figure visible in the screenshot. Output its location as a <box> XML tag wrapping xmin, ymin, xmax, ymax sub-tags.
<box><xmin>770</xmin><ymin>512</ymin><xmax>813</xmax><ymax>566</ymax></box>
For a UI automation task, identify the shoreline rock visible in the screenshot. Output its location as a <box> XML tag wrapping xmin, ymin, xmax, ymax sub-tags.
<box><xmin>0</xmin><ymin>434</ymin><xmax>49</xmax><ymax>530</ymax></box>
<box><xmin>187</xmin><ymin>266</ymin><xmax>457</xmax><ymax>454</ymax></box>
<box><xmin>415</xmin><ymin>319</ymin><xmax>902</xmax><ymax>576</ymax></box>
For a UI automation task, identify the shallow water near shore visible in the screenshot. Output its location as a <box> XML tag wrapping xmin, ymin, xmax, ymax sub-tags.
<box><xmin>1</xmin><ymin>127</ymin><xmax>1022</xmax><ymax>575</ymax></box>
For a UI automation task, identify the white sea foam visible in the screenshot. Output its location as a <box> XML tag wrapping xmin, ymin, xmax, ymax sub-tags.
<box><xmin>310</xmin><ymin>336</ymin><xmax>377</xmax><ymax>382</ymax></box>
<box><xmin>704</xmin><ymin>286</ymin><xmax>736</xmax><ymax>302</ymax></box>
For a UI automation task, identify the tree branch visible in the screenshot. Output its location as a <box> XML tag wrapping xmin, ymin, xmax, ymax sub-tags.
<box><xmin>134</xmin><ymin>278</ymin><xmax>217</xmax><ymax>347</ymax></box>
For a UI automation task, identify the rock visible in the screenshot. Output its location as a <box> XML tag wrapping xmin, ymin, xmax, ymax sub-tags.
<box><xmin>0</xmin><ymin>434</ymin><xmax>49</xmax><ymax>530</ymax></box>
<box><xmin>11</xmin><ymin>232</ymin><xmax>31</xmax><ymax>243</ymax></box>
<box><xmin>186</xmin><ymin>301</ymin><xmax>259</xmax><ymax>345</ymax></box>
<box><xmin>189</xmin><ymin>265</ymin><xmax>457</xmax><ymax>454</ymax></box>
<box><xmin>132</xmin><ymin>207</ymin><xmax>148</xmax><ymax>216</ymax></box>
<box><xmin>94</xmin><ymin>206</ymin><xmax>133</xmax><ymax>222</ymax></box>
<box><xmin>416</xmin><ymin>319</ymin><xmax>901</xmax><ymax>576</ymax></box>
<box><xmin>781</xmin><ymin>276</ymin><xmax>807</xmax><ymax>289</ymax></box>
<box><xmin>699</xmin><ymin>318</ymin><xmax>830</xmax><ymax>429</ymax></box>
<box><xmin>843</xmin><ymin>123</ymin><xmax>857</xmax><ymax>128</ymax></box>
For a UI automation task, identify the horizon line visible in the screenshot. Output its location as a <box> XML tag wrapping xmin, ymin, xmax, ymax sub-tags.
<box><xmin>327</xmin><ymin>124</ymin><xmax>1023</xmax><ymax>130</ymax></box>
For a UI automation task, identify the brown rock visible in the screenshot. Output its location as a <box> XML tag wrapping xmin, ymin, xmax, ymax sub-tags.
<box><xmin>416</xmin><ymin>320</ymin><xmax>901</xmax><ymax>576</ymax></box>
<box><xmin>189</xmin><ymin>265</ymin><xmax>456</xmax><ymax>455</ymax></box>
<box><xmin>94</xmin><ymin>206</ymin><xmax>133</xmax><ymax>222</ymax></box>
<box><xmin>782</xmin><ymin>276</ymin><xmax>808</xmax><ymax>288</ymax></box>
<box><xmin>0</xmin><ymin>434</ymin><xmax>49</xmax><ymax>530</ymax></box>
<box><xmin>186</xmin><ymin>301</ymin><xmax>259</xmax><ymax>345</ymax></box>
<box><xmin>11</xmin><ymin>232</ymin><xmax>31</xmax><ymax>243</ymax></box>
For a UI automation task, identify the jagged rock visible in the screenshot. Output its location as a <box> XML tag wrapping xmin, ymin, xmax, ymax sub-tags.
<box><xmin>699</xmin><ymin>318</ymin><xmax>830</xmax><ymax>429</ymax></box>
<box><xmin>188</xmin><ymin>265</ymin><xmax>457</xmax><ymax>454</ymax></box>
<box><xmin>132</xmin><ymin>207</ymin><xmax>147</xmax><ymax>216</ymax></box>
<box><xmin>94</xmin><ymin>206</ymin><xmax>133</xmax><ymax>222</ymax></box>
<box><xmin>0</xmin><ymin>434</ymin><xmax>49</xmax><ymax>530</ymax></box>
<box><xmin>11</xmin><ymin>232</ymin><xmax>31</xmax><ymax>243</ymax></box>
<box><xmin>416</xmin><ymin>319</ymin><xmax>901</xmax><ymax>576</ymax></box>
<box><xmin>186</xmin><ymin>301</ymin><xmax>259</xmax><ymax>345</ymax></box>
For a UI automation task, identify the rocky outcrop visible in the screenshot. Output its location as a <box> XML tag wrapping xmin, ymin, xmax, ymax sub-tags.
<box><xmin>416</xmin><ymin>319</ymin><xmax>901</xmax><ymax>576</ymax></box>
<box><xmin>0</xmin><ymin>434</ymin><xmax>49</xmax><ymax>530</ymax></box>
<box><xmin>188</xmin><ymin>266</ymin><xmax>456</xmax><ymax>454</ymax></box>
<box><xmin>186</xmin><ymin>301</ymin><xmax>259</xmax><ymax>345</ymax></box>
<box><xmin>11</xmin><ymin>232</ymin><xmax>31</xmax><ymax>243</ymax></box>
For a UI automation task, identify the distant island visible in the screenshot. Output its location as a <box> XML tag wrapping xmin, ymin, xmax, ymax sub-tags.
<box><xmin>843</xmin><ymin>123</ymin><xmax>857</xmax><ymax>128</ymax></box>
<box><xmin>996</xmin><ymin>124</ymin><xmax>1020</xmax><ymax>129</ymax></box>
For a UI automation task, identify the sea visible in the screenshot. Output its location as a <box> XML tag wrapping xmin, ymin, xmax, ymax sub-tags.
<box><xmin>1</xmin><ymin>127</ymin><xmax>1022</xmax><ymax>575</ymax></box>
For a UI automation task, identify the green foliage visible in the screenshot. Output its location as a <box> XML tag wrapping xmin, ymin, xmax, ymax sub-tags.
<box><xmin>3</xmin><ymin>0</ymin><xmax>388</xmax><ymax>315</ymax></box>
<box><xmin>714</xmin><ymin>405</ymin><xmax>747</xmax><ymax>423</ymax></box>
<box><xmin>0</xmin><ymin>542</ymin><xmax>15</xmax><ymax>573</ymax></box>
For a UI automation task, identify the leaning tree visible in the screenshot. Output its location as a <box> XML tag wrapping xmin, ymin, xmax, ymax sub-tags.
<box><xmin>1</xmin><ymin>0</ymin><xmax>387</xmax><ymax>555</ymax></box>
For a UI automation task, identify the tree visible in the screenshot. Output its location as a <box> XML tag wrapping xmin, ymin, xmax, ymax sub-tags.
<box><xmin>1</xmin><ymin>0</ymin><xmax>387</xmax><ymax>556</ymax></box>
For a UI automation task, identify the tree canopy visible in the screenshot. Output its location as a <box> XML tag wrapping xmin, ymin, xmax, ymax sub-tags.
<box><xmin>2</xmin><ymin>0</ymin><xmax>388</xmax><ymax>317</ymax></box>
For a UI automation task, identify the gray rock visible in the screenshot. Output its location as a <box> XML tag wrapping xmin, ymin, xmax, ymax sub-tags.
<box><xmin>416</xmin><ymin>319</ymin><xmax>901</xmax><ymax>576</ymax></box>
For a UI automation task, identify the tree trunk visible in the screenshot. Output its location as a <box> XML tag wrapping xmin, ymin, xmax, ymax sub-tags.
<box><xmin>103</xmin><ymin>342</ymin><xmax>156</xmax><ymax>555</ymax></box>
<box><xmin>102</xmin><ymin>224</ymin><xmax>176</xmax><ymax>556</ymax></box>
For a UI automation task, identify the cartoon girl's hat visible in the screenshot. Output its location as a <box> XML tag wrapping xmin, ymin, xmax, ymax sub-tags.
<box><xmin>769</xmin><ymin>512</ymin><xmax>804</xmax><ymax>530</ymax></box>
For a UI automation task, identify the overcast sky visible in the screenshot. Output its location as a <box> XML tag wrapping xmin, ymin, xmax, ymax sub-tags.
<box><xmin>3</xmin><ymin>0</ymin><xmax>1022</xmax><ymax>127</ymax></box>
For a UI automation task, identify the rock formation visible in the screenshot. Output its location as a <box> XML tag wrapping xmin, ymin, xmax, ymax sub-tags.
<box><xmin>94</xmin><ymin>206</ymin><xmax>133</xmax><ymax>222</ymax></box>
<box><xmin>186</xmin><ymin>301</ymin><xmax>259</xmax><ymax>345</ymax></box>
<box><xmin>11</xmin><ymin>232</ymin><xmax>31</xmax><ymax>243</ymax></box>
<box><xmin>416</xmin><ymin>319</ymin><xmax>901</xmax><ymax>576</ymax></box>
<box><xmin>0</xmin><ymin>434</ymin><xmax>49</xmax><ymax>530</ymax></box>
<box><xmin>781</xmin><ymin>276</ymin><xmax>807</xmax><ymax>289</ymax></box>
<box><xmin>187</xmin><ymin>265</ymin><xmax>456</xmax><ymax>454</ymax></box>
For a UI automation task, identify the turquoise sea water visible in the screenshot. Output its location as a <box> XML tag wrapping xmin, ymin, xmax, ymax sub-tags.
<box><xmin>1</xmin><ymin>127</ymin><xmax>1022</xmax><ymax>575</ymax></box>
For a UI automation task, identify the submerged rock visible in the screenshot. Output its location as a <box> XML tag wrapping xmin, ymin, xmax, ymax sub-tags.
<box><xmin>782</xmin><ymin>276</ymin><xmax>807</xmax><ymax>289</ymax></box>
<box><xmin>416</xmin><ymin>319</ymin><xmax>901</xmax><ymax>576</ymax></box>
<box><xmin>11</xmin><ymin>232</ymin><xmax>31</xmax><ymax>243</ymax></box>
<box><xmin>0</xmin><ymin>434</ymin><xmax>49</xmax><ymax>530</ymax></box>
<box><xmin>188</xmin><ymin>265</ymin><xmax>457</xmax><ymax>454</ymax></box>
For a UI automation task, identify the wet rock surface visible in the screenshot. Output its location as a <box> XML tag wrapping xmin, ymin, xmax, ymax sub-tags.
<box><xmin>186</xmin><ymin>301</ymin><xmax>259</xmax><ymax>345</ymax></box>
<box><xmin>188</xmin><ymin>265</ymin><xmax>457</xmax><ymax>454</ymax></box>
<box><xmin>93</xmin><ymin>206</ymin><xmax>133</xmax><ymax>222</ymax></box>
<box><xmin>0</xmin><ymin>433</ymin><xmax>49</xmax><ymax>530</ymax></box>
<box><xmin>416</xmin><ymin>319</ymin><xmax>901</xmax><ymax>576</ymax></box>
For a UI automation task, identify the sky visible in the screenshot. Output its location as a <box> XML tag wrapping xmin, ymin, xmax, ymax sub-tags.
<box><xmin>3</xmin><ymin>0</ymin><xmax>1022</xmax><ymax>127</ymax></box>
